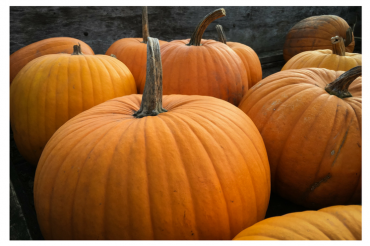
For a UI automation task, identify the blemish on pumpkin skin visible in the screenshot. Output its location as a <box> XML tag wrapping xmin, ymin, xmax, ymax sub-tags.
<box><xmin>310</xmin><ymin>173</ymin><xmax>331</xmax><ymax>191</ymax></box>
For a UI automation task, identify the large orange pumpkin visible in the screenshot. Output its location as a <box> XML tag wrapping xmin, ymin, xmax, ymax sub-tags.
<box><xmin>34</xmin><ymin>37</ymin><xmax>270</xmax><ymax>240</ymax></box>
<box><xmin>216</xmin><ymin>24</ymin><xmax>262</xmax><ymax>88</ymax></box>
<box><xmin>282</xmin><ymin>36</ymin><xmax>361</xmax><ymax>71</ymax></box>
<box><xmin>239</xmin><ymin>67</ymin><xmax>361</xmax><ymax>209</ymax></box>
<box><xmin>283</xmin><ymin>15</ymin><xmax>355</xmax><ymax>61</ymax></box>
<box><xmin>158</xmin><ymin>8</ymin><xmax>249</xmax><ymax>106</ymax></box>
<box><xmin>106</xmin><ymin>7</ymin><xmax>167</xmax><ymax>92</ymax></box>
<box><xmin>234</xmin><ymin>205</ymin><xmax>361</xmax><ymax>240</ymax></box>
<box><xmin>10</xmin><ymin>37</ymin><xmax>94</xmax><ymax>84</ymax></box>
<box><xmin>10</xmin><ymin>44</ymin><xmax>137</xmax><ymax>165</ymax></box>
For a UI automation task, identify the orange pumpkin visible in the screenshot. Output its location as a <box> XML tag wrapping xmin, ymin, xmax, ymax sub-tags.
<box><xmin>216</xmin><ymin>24</ymin><xmax>262</xmax><ymax>88</ymax></box>
<box><xmin>34</xmin><ymin>37</ymin><xmax>270</xmax><ymax>240</ymax></box>
<box><xmin>282</xmin><ymin>36</ymin><xmax>361</xmax><ymax>71</ymax></box>
<box><xmin>239</xmin><ymin>67</ymin><xmax>361</xmax><ymax>209</ymax></box>
<box><xmin>10</xmin><ymin>44</ymin><xmax>137</xmax><ymax>165</ymax></box>
<box><xmin>234</xmin><ymin>205</ymin><xmax>362</xmax><ymax>240</ymax></box>
<box><xmin>283</xmin><ymin>15</ymin><xmax>355</xmax><ymax>61</ymax></box>
<box><xmin>158</xmin><ymin>8</ymin><xmax>249</xmax><ymax>106</ymax></box>
<box><xmin>10</xmin><ymin>37</ymin><xmax>94</xmax><ymax>84</ymax></box>
<box><xmin>106</xmin><ymin>7</ymin><xmax>167</xmax><ymax>91</ymax></box>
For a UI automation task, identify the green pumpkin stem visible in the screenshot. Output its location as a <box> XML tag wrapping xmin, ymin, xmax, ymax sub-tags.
<box><xmin>188</xmin><ymin>8</ymin><xmax>226</xmax><ymax>46</ymax></box>
<box><xmin>133</xmin><ymin>37</ymin><xmax>167</xmax><ymax>118</ymax></box>
<box><xmin>72</xmin><ymin>43</ymin><xmax>83</xmax><ymax>55</ymax></box>
<box><xmin>216</xmin><ymin>24</ymin><xmax>227</xmax><ymax>44</ymax></box>
<box><xmin>325</xmin><ymin>66</ymin><xmax>361</xmax><ymax>98</ymax></box>
<box><xmin>331</xmin><ymin>36</ymin><xmax>346</xmax><ymax>56</ymax></box>
<box><xmin>142</xmin><ymin>7</ymin><xmax>150</xmax><ymax>44</ymax></box>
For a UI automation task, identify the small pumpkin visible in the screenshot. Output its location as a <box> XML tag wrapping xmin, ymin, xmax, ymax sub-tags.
<box><xmin>34</xmin><ymin>37</ymin><xmax>270</xmax><ymax>240</ymax></box>
<box><xmin>234</xmin><ymin>205</ymin><xmax>362</xmax><ymax>240</ymax></box>
<box><xmin>105</xmin><ymin>7</ymin><xmax>167</xmax><ymax>91</ymax></box>
<box><xmin>239</xmin><ymin>67</ymin><xmax>361</xmax><ymax>209</ymax></box>
<box><xmin>282</xmin><ymin>36</ymin><xmax>361</xmax><ymax>71</ymax></box>
<box><xmin>283</xmin><ymin>15</ymin><xmax>355</xmax><ymax>61</ymax></box>
<box><xmin>216</xmin><ymin>24</ymin><xmax>262</xmax><ymax>88</ymax></box>
<box><xmin>10</xmin><ymin>37</ymin><xmax>94</xmax><ymax>84</ymax></box>
<box><xmin>159</xmin><ymin>8</ymin><xmax>249</xmax><ymax>106</ymax></box>
<box><xmin>10</xmin><ymin>44</ymin><xmax>137</xmax><ymax>165</ymax></box>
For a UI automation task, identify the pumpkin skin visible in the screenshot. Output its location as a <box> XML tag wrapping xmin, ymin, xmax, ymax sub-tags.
<box><xmin>238</xmin><ymin>68</ymin><xmax>361</xmax><ymax>209</ymax></box>
<box><xmin>10</xmin><ymin>51</ymin><xmax>137</xmax><ymax>165</ymax></box>
<box><xmin>283</xmin><ymin>15</ymin><xmax>355</xmax><ymax>61</ymax></box>
<box><xmin>10</xmin><ymin>37</ymin><xmax>94</xmax><ymax>84</ymax></box>
<box><xmin>226</xmin><ymin>42</ymin><xmax>262</xmax><ymax>88</ymax></box>
<box><xmin>105</xmin><ymin>38</ymin><xmax>167</xmax><ymax>91</ymax></box>
<box><xmin>282</xmin><ymin>49</ymin><xmax>362</xmax><ymax>71</ymax></box>
<box><xmin>158</xmin><ymin>39</ymin><xmax>249</xmax><ymax>106</ymax></box>
<box><xmin>33</xmin><ymin>94</ymin><xmax>271</xmax><ymax>240</ymax></box>
<box><xmin>233</xmin><ymin>205</ymin><xmax>361</xmax><ymax>240</ymax></box>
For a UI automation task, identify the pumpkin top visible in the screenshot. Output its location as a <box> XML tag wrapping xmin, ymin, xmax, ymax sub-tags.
<box><xmin>188</xmin><ymin>8</ymin><xmax>226</xmax><ymax>46</ymax></box>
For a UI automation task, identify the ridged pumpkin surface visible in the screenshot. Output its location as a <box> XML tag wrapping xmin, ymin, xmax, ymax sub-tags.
<box><xmin>234</xmin><ymin>205</ymin><xmax>361</xmax><ymax>240</ymax></box>
<box><xmin>105</xmin><ymin>38</ymin><xmax>167</xmax><ymax>92</ymax></box>
<box><xmin>10</xmin><ymin>53</ymin><xmax>137</xmax><ymax>165</ymax></box>
<box><xmin>283</xmin><ymin>15</ymin><xmax>355</xmax><ymax>61</ymax></box>
<box><xmin>158</xmin><ymin>39</ymin><xmax>249</xmax><ymax>106</ymax></box>
<box><xmin>10</xmin><ymin>37</ymin><xmax>94</xmax><ymax>84</ymax></box>
<box><xmin>282</xmin><ymin>49</ymin><xmax>362</xmax><ymax>71</ymax></box>
<box><xmin>226</xmin><ymin>42</ymin><xmax>262</xmax><ymax>88</ymax></box>
<box><xmin>239</xmin><ymin>68</ymin><xmax>361</xmax><ymax>209</ymax></box>
<box><xmin>34</xmin><ymin>94</ymin><xmax>271</xmax><ymax>240</ymax></box>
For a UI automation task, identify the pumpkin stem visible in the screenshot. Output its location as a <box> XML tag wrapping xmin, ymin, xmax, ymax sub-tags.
<box><xmin>331</xmin><ymin>36</ymin><xmax>346</xmax><ymax>56</ymax></box>
<box><xmin>216</xmin><ymin>24</ymin><xmax>227</xmax><ymax>44</ymax></box>
<box><xmin>133</xmin><ymin>37</ymin><xmax>167</xmax><ymax>118</ymax></box>
<box><xmin>325</xmin><ymin>66</ymin><xmax>361</xmax><ymax>98</ymax></box>
<box><xmin>72</xmin><ymin>43</ymin><xmax>83</xmax><ymax>55</ymax></box>
<box><xmin>142</xmin><ymin>6</ymin><xmax>150</xmax><ymax>44</ymax></box>
<box><xmin>188</xmin><ymin>8</ymin><xmax>226</xmax><ymax>46</ymax></box>
<box><xmin>110</xmin><ymin>54</ymin><xmax>117</xmax><ymax>58</ymax></box>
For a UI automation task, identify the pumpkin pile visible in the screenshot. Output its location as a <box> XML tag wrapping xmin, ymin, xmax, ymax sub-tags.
<box><xmin>9</xmin><ymin>7</ymin><xmax>361</xmax><ymax>240</ymax></box>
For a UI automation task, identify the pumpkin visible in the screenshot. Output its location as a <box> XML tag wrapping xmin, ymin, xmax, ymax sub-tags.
<box><xmin>283</xmin><ymin>15</ymin><xmax>355</xmax><ymax>61</ymax></box>
<box><xmin>216</xmin><ymin>24</ymin><xmax>262</xmax><ymax>88</ymax></box>
<box><xmin>238</xmin><ymin>67</ymin><xmax>361</xmax><ymax>209</ymax></box>
<box><xmin>234</xmin><ymin>205</ymin><xmax>361</xmax><ymax>240</ymax></box>
<box><xmin>10</xmin><ymin>44</ymin><xmax>137</xmax><ymax>165</ymax></box>
<box><xmin>105</xmin><ymin>7</ymin><xmax>167</xmax><ymax>92</ymax></box>
<box><xmin>10</xmin><ymin>37</ymin><xmax>94</xmax><ymax>84</ymax></box>
<box><xmin>34</xmin><ymin>37</ymin><xmax>271</xmax><ymax>240</ymax></box>
<box><xmin>282</xmin><ymin>36</ymin><xmax>361</xmax><ymax>71</ymax></box>
<box><xmin>158</xmin><ymin>8</ymin><xmax>249</xmax><ymax>106</ymax></box>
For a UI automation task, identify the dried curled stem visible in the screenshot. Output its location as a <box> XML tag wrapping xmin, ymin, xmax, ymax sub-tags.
<box><xmin>188</xmin><ymin>8</ymin><xmax>226</xmax><ymax>46</ymax></box>
<box><xmin>325</xmin><ymin>66</ymin><xmax>361</xmax><ymax>98</ymax></box>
